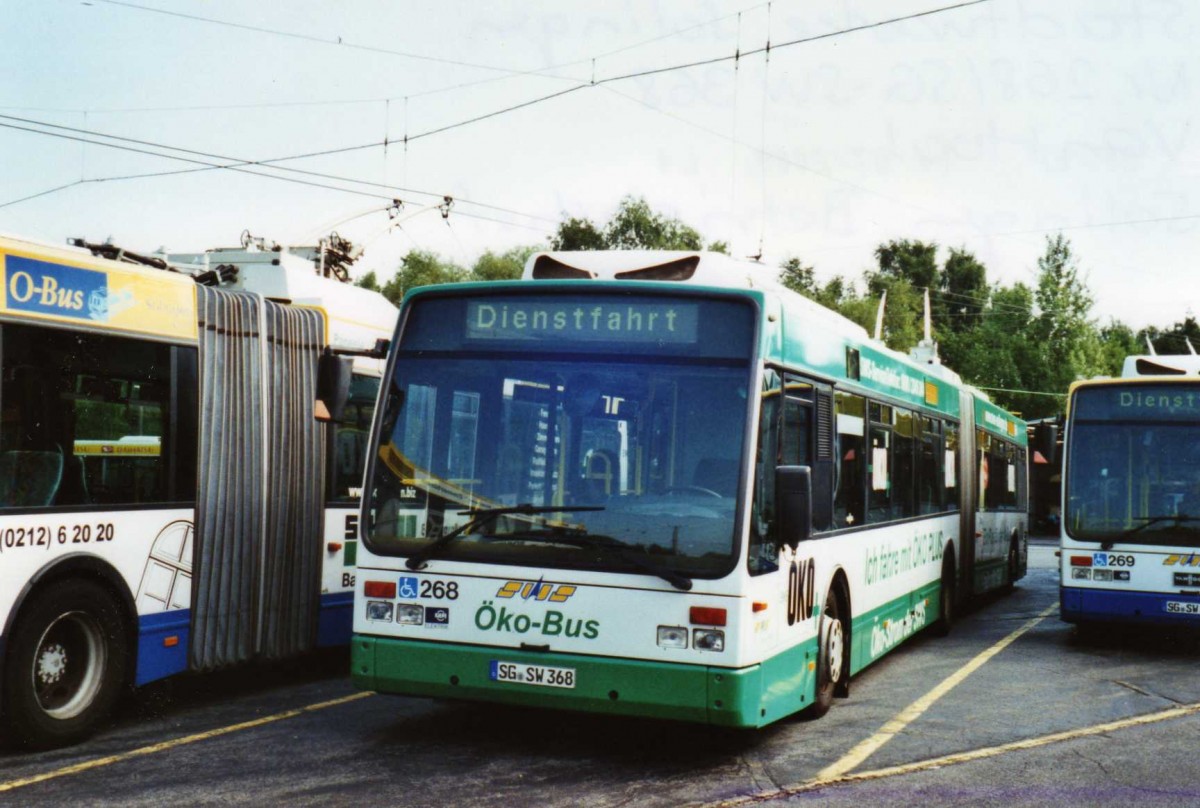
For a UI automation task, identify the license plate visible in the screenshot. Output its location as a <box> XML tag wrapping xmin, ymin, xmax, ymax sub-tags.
<box><xmin>489</xmin><ymin>660</ymin><xmax>576</xmax><ymax>689</ymax></box>
<box><xmin>1165</xmin><ymin>601</ymin><xmax>1200</xmax><ymax>615</ymax></box>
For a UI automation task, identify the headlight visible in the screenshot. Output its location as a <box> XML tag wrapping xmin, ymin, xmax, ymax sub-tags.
<box><xmin>1092</xmin><ymin>569</ymin><xmax>1113</xmax><ymax>581</ymax></box>
<box><xmin>693</xmin><ymin>629</ymin><xmax>725</xmax><ymax>652</ymax></box>
<box><xmin>365</xmin><ymin>601</ymin><xmax>394</xmax><ymax>622</ymax></box>
<box><xmin>657</xmin><ymin>626</ymin><xmax>688</xmax><ymax>649</ymax></box>
<box><xmin>396</xmin><ymin>603</ymin><xmax>424</xmax><ymax>625</ymax></box>
<box><xmin>1071</xmin><ymin>568</ymin><xmax>1092</xmax><ymax>580</ymax></box>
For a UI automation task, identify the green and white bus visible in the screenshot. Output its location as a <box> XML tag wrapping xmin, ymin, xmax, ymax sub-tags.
<box><xmin>353</xmin><ymin>251</ymin><xmax>1027</xmax><ymax>726</ymax></box>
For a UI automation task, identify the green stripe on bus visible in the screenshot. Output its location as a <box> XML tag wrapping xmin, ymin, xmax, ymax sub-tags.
<box><xmin>352</xmin><ymin>634</ymin><xmax>819</xmax><ymax>727</ymax></box>
<box><xmin>850</xmin><ymin>582</ymin><xmax>942</xmax><ymax>675</ymax></box>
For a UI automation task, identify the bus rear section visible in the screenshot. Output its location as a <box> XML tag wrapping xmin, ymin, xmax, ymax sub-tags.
<box><xmin>1060</xmin><ymin>375</ymin><xmax>1200</xmax><ymax>628</ymax></box>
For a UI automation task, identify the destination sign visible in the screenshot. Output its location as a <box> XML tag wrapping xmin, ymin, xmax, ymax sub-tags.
<box><xmin>1075</xmin><ymin>384</ymin><xmax>1200</xmax><ymax>421</ymax></box>
<box><xmin>466</xmin><ymin>300</ymin><xmax>699</xmax><ymax>344</ymax></box>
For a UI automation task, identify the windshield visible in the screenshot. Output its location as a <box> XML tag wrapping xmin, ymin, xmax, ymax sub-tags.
<box><xmin>364</xmin><ymin>291</ymin><xmax>756</xmax><ymax>579</ymax></box>
<box><xmin>1066</xmin><ymin>384</ymin><xmax>1200</xmax><ymax>545</ymax></box>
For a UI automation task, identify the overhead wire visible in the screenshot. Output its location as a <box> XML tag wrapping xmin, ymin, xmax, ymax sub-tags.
<box><xmin>0</xmin><ymin>113</ymin><xmax>556</xmax><ymax>224</ymax></box>
<box><xmin>0</xmin><ymin>121</ymin><xmax>545</xmax><ymax>234</ymax></box>
<box><xmin>36</xmin><ymin>0</ymin><xmax>780</xmax><ymax>116</ymax></box>
<box><xmin>757</xmin><ymin>2</ymin><xmax>773</xmax><ymax>258</ymax></box>
<box><xmin>0</xmin><ymin>180</ymin><xmax>85</xmax><ymax>211</ymax></box>
<box><xmin>974</xmin><ymin>386</ymin><xmax>1067</xmax><ymax>399</ymax></box>
<box><xmin>5</xmin><ymin>1</ymin><xmax>991</xmax><ymax>224</ymax></box>
<box><xmin>91</xmin><ymin>0</ymin><xmax>578</xmax><ymax>79</ymax></box>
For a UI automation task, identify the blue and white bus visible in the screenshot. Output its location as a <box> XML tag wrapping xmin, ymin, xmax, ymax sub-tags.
<box><xmin>0</xmin><ymin>234</ymin><xmax>395</xmax><ymax>748</ymax></box>
<box><xmin>352</xmin><ymin>250</ymin><xmax>1027</xmax><ymax>727</ymax></box>
<box><xmin>1060</xmin><ymin>353</ymin><xmax>1200</xmax><ymax>629</ymax></box>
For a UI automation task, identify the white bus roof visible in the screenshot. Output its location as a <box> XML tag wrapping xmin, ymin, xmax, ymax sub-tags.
<box><xmin>1121</xmin><ymin>354</ymin><xmax>1200</xmax><ymax>377</ymax></box>
<box><xmin>162</xmin><ymin>246</ymin><xmax>397</xmax><ymax>354</ymax></box>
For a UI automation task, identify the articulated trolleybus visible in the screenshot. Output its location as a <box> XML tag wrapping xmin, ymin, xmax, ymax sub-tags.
<box><xmin>354</xmin><ymin>251</ymin><xmax>1027</xmax><ymax>727</ymax></box>
<box><xmin>0</xmin><ymin>234</ymin><xmax>396</xmax><ymax>748</ymax></box>
<box><xmin>1060</xmin><ymin>353</ymin><xmax>1200</xmax><ymax>629</ymax></box>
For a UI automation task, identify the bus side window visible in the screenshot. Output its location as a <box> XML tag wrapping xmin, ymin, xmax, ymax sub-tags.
<box><xmin>834</xmin><ymin>392</ymin><xmax>866</xmax><ymax>528</ymax></box>
<box><xmin>918</xmin><ymin>417</ymin><xmax>943</xmax><ymax>514</ymax></box>
<box><xmin>0</xmin><ymin>323</ymin><xmax>176</xmax><ymax>508</ymax></box>
<box><xmin>893</xmin><ymin>409</ymin><xmax>917</xmax><ymax>519</ymax></box>
<box><xmin>944</xmin><ymin>421</ymin><xmax>960</xmax><ymax>510</ymax></box>
<box><xmin>749</xmin><ymin>371</ymin><xmax>780</xmax><ymax>575</ymax></box>
<box><xmin>867</xmin><ymin>402</ymin><xmax>893</xmax><ymax>524</ymax></box>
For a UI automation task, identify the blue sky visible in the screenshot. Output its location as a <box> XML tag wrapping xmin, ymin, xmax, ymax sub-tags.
<box><xmin>2</xmin><ymin>0</ymin><xmax>1196</xmax><ymax>331</ymax></box>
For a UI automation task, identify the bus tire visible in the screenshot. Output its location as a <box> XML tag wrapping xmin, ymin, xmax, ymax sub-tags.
<box><xmin>3</xmin><ymin>579</ymin><xmax>128</xmax><ymax>749</ymax></box>
<box><xmin>1005</xmin><ymin>537</ymin><xmax>1020</xmax><ymax>590</ymax></box>
<box><xmin>932</xmin><ymin>555</ymin><xmax>955</xmax><ymax>637</ymax></box>
<box><xmin>804</xmin><ymin>588</ymin><xmax>846</xmax><ymax>720</ymax></box>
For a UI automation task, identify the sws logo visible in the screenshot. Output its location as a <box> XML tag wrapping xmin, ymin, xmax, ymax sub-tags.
<box><xmin>6</xmin><ymin>256</ymin><xmax>107</xmax><ymax>319</ymax></box>
<box><xmin>496</xmin><ymin>579</ymin><xmax>577</xmax><ymax>603</ymax></box>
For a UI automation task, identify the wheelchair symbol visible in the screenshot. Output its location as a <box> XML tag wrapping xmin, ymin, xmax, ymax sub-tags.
<box><xmin>398</xmin><ymin>576</ymin><xmax>419</xmax><ymax>599</ymax></box>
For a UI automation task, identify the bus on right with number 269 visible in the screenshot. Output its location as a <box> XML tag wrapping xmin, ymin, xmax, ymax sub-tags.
<box><xmin>1060</xmin><ymin>353</ymin><xmax>1200</xmax><ymax>629</ymax></box>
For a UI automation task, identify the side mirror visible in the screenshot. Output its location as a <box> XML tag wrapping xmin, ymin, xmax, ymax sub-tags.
<box><xmin>315</xmin><ymin>348</ymin><xmax>353</xmax><ymax>422</ymax></box>
<box><xmin>776</xmin><ymin>465</ymin><xmax>813</xmax><ymax>550</ymax></box>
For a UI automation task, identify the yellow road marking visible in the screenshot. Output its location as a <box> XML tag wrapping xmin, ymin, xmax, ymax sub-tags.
<box><xmin>0</xmin><ymin>691</ymin><xmax>374</xmax><ymax>794</ymax></box>
<box><xmin>815</xmin><ymin>601</ymin><xmax>1058</xmax><ymax>781</ymax></box>
<box><xmin>712</xmin><ymin>700</ymin><xmax>1200</xmax><ymax>805</ymax></box>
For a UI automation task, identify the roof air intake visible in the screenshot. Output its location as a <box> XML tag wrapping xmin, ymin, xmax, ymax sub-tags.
<box><xmin>614</xmin><ymin>256</ymin><xmax>700</xmax><ymax>281</ymax></box>
<box><xmin>531</xmin><ymin>256</ymin><xmax>597</xmax><ymax>279</ymax></box>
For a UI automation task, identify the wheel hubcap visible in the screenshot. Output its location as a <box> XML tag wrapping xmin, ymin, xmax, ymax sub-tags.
<box><xmin>31</xmin><ymin>611</ymin><xmax>106</xmax><ymax>720</ymax></box>
<box><xmin>37</xmin><ymin>642</ymin><xmax>68</xmax><ymax>684</ymax></box>
<box><xmin>823</xmin><ymin>614</ymin><xmax>844</xmax><ymax>683</ymax></box>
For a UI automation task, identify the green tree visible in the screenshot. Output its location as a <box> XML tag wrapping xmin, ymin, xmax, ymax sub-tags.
<box><xmin>1098</xmin><ymin>321</ymin><xmax>1140</xmax><ymax>376</ymax></box>
<box><xmin>1140</xmin><ymin>315</ymin><xmax>1200</xmax><ymax>356</ymax></box>
<box><xmin>604</xmin><ymin>196</ymin><xmax>704</xmax><ymax>250</ymax></box>
<box><xmin>354</xmin><ymin>270</ymin><xmax>381</xmax><ymax>293</ymax></box>
<box><xmin>550</xmin><ymin>216</ymin><xmax>606</xmax><ymax>250</ymax></box>
<box><xmin>548</xmin><ymin>196</ymin><xmax>721</xmax><ymax>252</ymax></box>
<box><xmin>938</xmin><ymin>247</ymin><xmax>988</xmax><ymax>334</ymax></box>
<box><xmin>858</xmin><ymin>240</ymin><xmax>942</xmax><ymax>353</ymax></box>
<box><xmin>946</xmin><ymin>282</ymin><xmax>1044</xmax><ymax>416</ymax></box>
<box><xmin>874</xmin><ymin>239</ymin><xmax>940</xmax><ymax>290</ymax></box>
<box><xmin>379</xmin><ymin>250</ymin><xmax>468</xmax><ymax>305</ymax></box>
<box><xmin>778</xmin><ymin>257</ymin><xmax>818</xmax><ymax>297</ymax></box>
<box><xmin>1031</xmin><ymin>234</ymin><xmax>1103</xmax><ymax>398</ymax></box>
<box><xmin>471</xmin><ymin>245</ymin><xmax>537</xmax><ymax>282</ymax></box>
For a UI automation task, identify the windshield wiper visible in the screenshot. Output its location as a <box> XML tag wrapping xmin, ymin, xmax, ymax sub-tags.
<box><xmin>493</xmin><ymin>529</ymin><xmax>693</xmax><ymax>591</ymax></box>
<box><xmin>404</xmin><ymin>504</ymin><xmax>604</xmax><ymax>571</ymax></box>
<box><xmin>1100</xmin><ymin>514</ymin><xmax>1200</xmax><ymax>550</ymax></box>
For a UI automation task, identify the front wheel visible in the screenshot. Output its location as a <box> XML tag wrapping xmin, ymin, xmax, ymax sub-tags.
<box><xmin>804</xmin><ymin>589</ymin><xmax>846</xmax><ymax>719</ymax></box>
<box><xmin>3</xmin><ymin>579</ymin><xmax>128</xmax><ymax>749</ymax></box>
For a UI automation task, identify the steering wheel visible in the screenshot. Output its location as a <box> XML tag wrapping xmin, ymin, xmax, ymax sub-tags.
<box><xmin>664</xmin><ymin>486</ymin><xmax>723</xmax><ymax>499</ymax></box>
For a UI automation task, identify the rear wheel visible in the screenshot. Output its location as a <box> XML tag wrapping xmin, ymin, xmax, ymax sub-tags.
<box><xmin>3</xmin><ymin>580</ymin><xmax>128</xmax><ymax>749</ymax></box>
<box><xmin>804</xmin><ymin>589</ymin><xmax>846</xmax><ymax>719</ymax></box>
<box><xmin>1007</xmin><ymin>539</ymin><xmax>1020</xmax><ymax>587</ymax></box>
<box><xmin>932</xmin><ymin>555</ymin><xmax>955</xmax><ymax>637</ymax></box>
